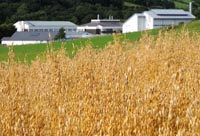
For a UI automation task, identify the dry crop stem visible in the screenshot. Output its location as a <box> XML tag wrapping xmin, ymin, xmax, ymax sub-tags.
<box><xmin>0</xmin><ymin>29</ymin><xmax>200</xmax><ymax>135</ymax></box>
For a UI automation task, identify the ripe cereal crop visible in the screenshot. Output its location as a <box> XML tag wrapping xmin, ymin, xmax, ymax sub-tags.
<box><xmin>0</xmin><ymin>29</ymin><xmax>200</xmax><ymax>135</ymax></box>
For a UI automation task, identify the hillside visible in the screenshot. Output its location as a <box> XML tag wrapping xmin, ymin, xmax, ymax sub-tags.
<box><xmin>0</xmin><ymin>20</ymin><xmax>200</xmax><ymax>63</ymax></box>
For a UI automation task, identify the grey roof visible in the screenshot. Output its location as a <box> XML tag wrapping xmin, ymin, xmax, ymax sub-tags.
<box><xmin>81</xmin><ymin>20</ymin><xmax>122</xmax><ymax>27</ymax></box>
<box><xmin>145</xmin><ymin>9</ymin><xmax>196</xmax><ymax>19</ymax></box>
<box><xmin>151</xmin><ymin>9</ymin><xmax>188</xmax><ymax>15</ymax></box>
<box><xmin>5</xmin><ymin>32</ymin><xmax>58</xmax><ymax>41</ymax></box>
<box><xmin>1</xmin><ymin>37</ymin><xmax>11</xmax><ymax>40</ymax></box>
<box><xmin>23</xmin><ymin>21</ymin><xmax>77</xmax><ymax>27</ymax></box>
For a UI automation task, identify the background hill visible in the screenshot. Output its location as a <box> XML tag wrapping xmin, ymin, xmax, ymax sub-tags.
<box><xmin>0</xmin><ymin>0</ymin><xmax>199</xmax><ymax>40</ymax></box>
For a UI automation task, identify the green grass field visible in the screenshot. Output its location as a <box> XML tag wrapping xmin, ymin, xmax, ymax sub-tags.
<box><xmin>173</xmin><ymin>0</ymin><xmax>193</xmax><ymax>9</ymax></box>
<box><xmin>174</xmin><ymin>1</ymin><xmax>188</xmax><ymax>9</ymax></box>
<box><xmin>124</xmin><ymin>0</ymin><xmax>191</xmax><ymax>10</ymax></box>
<box><xmin>0</xmin><ymin>30</ymin><xmax>152</xmax><ymax>63</ymax></box>
<box><xmin>123</xmin><ymin>1</ymin><xmax>140</xmax><ymax>8</ymax></box>
<box><xmin>0</xmin><ymin>20</ymin><xmax>199</xmax><ymax>63</ymax></box>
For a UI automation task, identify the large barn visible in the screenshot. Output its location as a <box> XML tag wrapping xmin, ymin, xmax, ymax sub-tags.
<box><xmin>1</xmin><ymin>21</ymin><xmax>79</xmax><ymax>45</ymax></box>
<box><xmin>123</xmin><ymin>9</ymin><xmax>195</xmax><ymax>33</ymax></box>
<box><xmin>14</xmin><ymin>21</ymin><xmax>77</xmax><ymax>33</ymax></box>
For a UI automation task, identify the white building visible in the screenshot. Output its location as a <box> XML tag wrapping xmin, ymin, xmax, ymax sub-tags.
<box><xmin>1</xmin><ymin>31</ymin><xmax>58</xmax><ymax>46</ymax></box>
<box><xmin>14</xmin><ymin>21</ymin><xmax>77</xmax><ymax>33</ymax></box>
<box><xmin>77</xmin><ymin>16</ymin><xmax>122</xmax><ymax>35</ymax></box>
<box><xmin>123</xmin><ymin>9</ymin><xmax>196</xmax><ymax>33</ymax></box>
<box><xmin>122</xmin><ymin>13</ymin><xmax>146</xmax><ymax>33</ymax></box>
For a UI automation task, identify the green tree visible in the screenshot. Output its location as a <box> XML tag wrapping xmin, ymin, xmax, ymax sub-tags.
<box><xmin>17</xmin><ymin>3</ymin><xmax>28</xmax><ymax>15</ymax></box>
<box><xmin>54</xmin><ymin>27</ymin><xmax>66</xmax><ymax>40</ymax></box>
<box><xmin>0</xmin><ymin>23</ymin><xmax>16</xmax><ymax>41</ymax></box>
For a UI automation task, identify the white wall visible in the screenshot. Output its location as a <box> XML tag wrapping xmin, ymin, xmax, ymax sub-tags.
<box><xmin>144</xmin><ymin>13</ymin><xmax>154</xmax><ymax>30</ymax></box>
<box><xmin>14</xmin><ymin>21</ymin><xmax>23</xmax><ymax>32</ymax></box>
<box><xmin>1</xmin><ymin>40</ymin><xmax>47</xmax><ymax>46</ymax></box>
<box><xmin>29</xmin><ymin>26</ymin><xmax>77</xmax><ymax>32</ymax></box>
<box><xmin>77</xmin><ymin>26</ymin><xmax>99</xmax><ymax>31</ymax></box>
<box><xmin>123</xmin><ymin>15</ymin><xmax>138</xmax><ymax>33</ymax></box>
<box><xmin>77</xmin><ymin>26</ymin><xmax>86</xmax><ymax>32</ymax></box>
<box><xmin>1</xmin><ymin>40</ymin><xmax>13</xmax><ymax>46</ymax></box>
<box><xmin>138</xmin><ymin>16</ymin><xmax>146</xmax><ymax>31</ymax></box>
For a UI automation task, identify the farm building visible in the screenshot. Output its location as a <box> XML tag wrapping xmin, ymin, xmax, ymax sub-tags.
<box><xmin>1</xmin><ymin>31</ymin><xmax>57</xmax><ymax>46</ymax></box>
<box><xmin>77</xmin><ymin>16</ymin><xmax>122</xmax><ymax>35</ymax></box>
<box><xmin>122</xmin><ymin>13</ymin><xmax>146</xmax><ymax>33</ymax></box>
<box><xmin>123</xmin><ymin>9</ymin><xmax>196</xmax><ymax>33</ymax></box>
<box><xmin>14</xmin><ymin>21</ymin><xmax>77</xmax><ymax>33</ymax></box>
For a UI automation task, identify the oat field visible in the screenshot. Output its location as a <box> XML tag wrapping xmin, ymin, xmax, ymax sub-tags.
<box><xmin>0</xmin><ymin>29</ymin><xmax>200</xmax><ymax>135</ymax></box>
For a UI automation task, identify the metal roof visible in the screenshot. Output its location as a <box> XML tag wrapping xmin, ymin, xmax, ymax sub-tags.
<box><xmin>7</xmin><ymin>32</ymin><xmax>58</xmax><ymax>41</ymax></box>
<box><xmin>1</xmin><ymin>37</ymin><xmax>11</xmax><ymax>40</ymax></box>
<box><xmin>145</xmin><ymin>9</ymin><xmax>196</xmax><ymax>19</ymax></box>
<box><xmin>151</xmin><ymin>9</ymin><xmax>187</xmax><ymax>15</ymax></box>
<box><xmin>23</xmin><ymin>21</ymin><xmax>77</xmax><ymax>27</ymax></box>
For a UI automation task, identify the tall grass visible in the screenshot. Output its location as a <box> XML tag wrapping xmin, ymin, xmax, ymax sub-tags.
<box><xmin>0</xmin><ymin>29</ymin><xmax>200</xmax><ymax>135</ymax></box>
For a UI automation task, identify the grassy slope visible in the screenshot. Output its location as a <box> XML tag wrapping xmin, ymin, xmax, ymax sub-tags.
<box><xmin>173</xmin><ymin>0</ymin><xmax>194</xmax><ymax>9</ymax></box>
<box><xmin>174</xmin><ymin>1</ymin><xmax>188</xmax><ymax>9</ymax></box>
<box><xmin>123</xmin><ymin>1</ymin><xmax>140</xmax><ymax>8</ymax></box>
<box><xmin>124</xmin><ymin>0</ymin><xmax>191</xmax><ymax>10</ymax></box>
<box><xmin>0</xmin><ymin>20</ymin><xmax>199</xmax><ymax>63</ymax></box>
<box><xmin>0</xmin><ymin>31</ymin><xmax>149</xmax><ymax>63</ymax></box>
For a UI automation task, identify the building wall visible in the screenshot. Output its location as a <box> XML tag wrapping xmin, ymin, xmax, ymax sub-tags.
<box><xmin>85</xmin><ymin>29</ymin><xmax>100</xmax><ymax>35</ymax></box>
<box><xmin>123</xmin><ymin>15</ymin><xmax>138</xmax><ymax>33</ymax></box>
<box><xmin>77</xmin><ymin>26</ymin><xmax>98</xmax><ymax>32</ymax></box>
<box><xmin>14</xmin><ymin>22</ymin><xmax>24</xmax><ymax>32</ymax></box>
<box><xmin>102</xmin><ymin>27</ymin><xmax>122</xmax><ymax>34</ymax></box>
<box><xmin>28</xmin><ymin>26</ymin><xmax>76</xmax><ymax>32</ymax></box>
<box><xmin>77</xmin><ymin>26</ymin><xmax>85</xmax><ymax>32</ymax></box>
<box><xmin>144</xmin><ymin>14</ymin><xmax>154</xmax><ymax>30</ymax></box>
<box><xmin>138</xmin><ymin>16</ymin><xmax>146</xmax><ymax>31</ymax></box>
<box><xmin>78</xmin><ymin>26</ymin><xmax>121</xmax><ymax>35</ymax></box>
<box><xmin>1</xmin><ymin>40</ymin><xmax>13</xmax><ymax>46</ymax></box>
<box><xmin>1</xmin><ymin>40</ymin><xmax>47</xmax><ymax>46</ymax></box>
<box><xmin>153</xmin><ymin>19</ymin><xmax>192</xmax><ymax>28</ymax></box>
